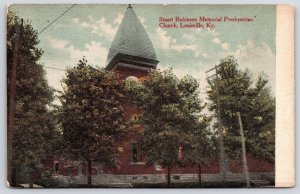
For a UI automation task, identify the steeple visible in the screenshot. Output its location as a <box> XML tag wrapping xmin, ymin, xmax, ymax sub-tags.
<box><xmin>106</xmin><ymin>5</ymin><xmax>159</xmax><ymax>71</ymax></box>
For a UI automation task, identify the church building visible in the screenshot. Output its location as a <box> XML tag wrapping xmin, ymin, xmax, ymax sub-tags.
<box><xmin>41</xmin><ymin>5</ymin><xmax>274</xmax><ymax>184</ymax></box>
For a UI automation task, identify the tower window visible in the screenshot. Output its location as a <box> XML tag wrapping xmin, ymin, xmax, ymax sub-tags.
<box><xmin>125</xmin><ymin>76</ymin><xmax>139</xmax><ymax>82</ymax></box>
<box><xmin>178</xmin><ymin>146</ymin><xmax>184</xmax><ymax>160</ymax></box>
<box><xmin>131</xmin><ymin>114</ymin><xmax>140</xmax><ymax>123</ymax></box>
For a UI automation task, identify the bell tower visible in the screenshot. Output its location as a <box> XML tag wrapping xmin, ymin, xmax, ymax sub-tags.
<box><xmin>104</xmin><ymin>5</ymin><xmax>160</xmax><ymax>175</ymax></box>
<box><xmin>106</xmin><ymin>5</ymin><xmax>159</xmax><ymax>80</ymax></box>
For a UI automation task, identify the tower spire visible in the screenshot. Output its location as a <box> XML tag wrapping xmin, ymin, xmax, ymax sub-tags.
<box><xmin>106</xmin><ymin>4</ymin><xmax>158</xmax><ymax>71</ymax></box>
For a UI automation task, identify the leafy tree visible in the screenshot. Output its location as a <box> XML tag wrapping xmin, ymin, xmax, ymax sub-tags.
<box><xmin>60</xmin><ymin>58</ymin><xmax>127</xmax><ymax>186</ymax></box>
<box><xmin>126</xmin><ymin>69</ymin><xmax>207</xmax><ymax>186</ymax></box>
<box><xmin>183</xmin><ymin>116</ymin><xmax>217</xmax><ymax>186</ymax></box>
<box><xmin>7</xmin><ymin>11</ymin><xmax>59</xmax><ymax>187</ymax></box>
<box><xmin>245</xmin><ymin>81</ymin><xmax>275</xmax><ymax>162</ymax></box>
<box><xmin>207</xmin><ymin>56</ymin><xmax>275</xmax><ymax>164</ymax></box>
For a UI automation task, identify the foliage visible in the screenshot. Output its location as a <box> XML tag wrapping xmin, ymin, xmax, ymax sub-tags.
<box><xmin>207</xmin><ymin>56</ymin><xmax>275</xmax><ymax>162</ymax></box>
<box><xmin>60</xmin><ymin>58</ymin><xmax>127</xmax><ymax>185</ymax></box>
<box><xmin>126</xmin><ymin>69</ymin><xmax>210</xmax><ymax>184</ymax></box>
<box><xmin>183</xmin><ymin>116</ymin><xmax>217</xmax><ymax>166</ymax></box>
<box><xmin>7</xmin><ymin>11</ymin><xmax>60</xmax><ymax>182</ymax></box>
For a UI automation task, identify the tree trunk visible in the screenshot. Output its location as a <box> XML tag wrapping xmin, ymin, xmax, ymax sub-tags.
<box><xmin>87</xmin><ymin>160</ymin><xmax>92</xmax><ymax>186</ymax></box>
<box><xmin>29</xmin><ymin>167</ymin><xmax>33</xmax><ymax>188</ymax></box>
<box><xmin>166</xmin><ymin>166</ymin><xmax>171</xmax><ymax>186</ymax></box>
<box><xmin>198</xmin><ymin>164</ymin><xmax>202</xmax><ymax>187</ymax></box>
<box><xmin>11</xmin><ymin>166</ymin><xmax>17</xmax><ymax>187</ymax></box>
<box><xmin>29</xmin><ymin>178</ymin><xmax>33</xmax><ymax>188</ymax></box>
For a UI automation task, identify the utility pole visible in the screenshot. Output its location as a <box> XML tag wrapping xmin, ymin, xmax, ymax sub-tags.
<box><xmin>206</xmin><ymin>65</ymin><xmax>226</xmax><ymax>183</ymax></box>
<box><xmin>236</xmin><ymin>112</ymin><xmax>250</xmax><ymax>187</ymax></box>
<box><xmin>7</xmin><ymin>18</ymin><xmax>22</xmax><ymax>187</ymax></box>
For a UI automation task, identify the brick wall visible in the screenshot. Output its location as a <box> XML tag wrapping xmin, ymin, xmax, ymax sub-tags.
<box><xmin>229</xmin><ymin>155</ymin><xmax>274</xmax><ymax>173</ymax></box>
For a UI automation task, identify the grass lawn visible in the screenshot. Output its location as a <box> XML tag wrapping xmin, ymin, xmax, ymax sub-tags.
<box><xmin>131</xmin><ymin>181</ymin><xmax>249</xmax><ymax>188</ymax></box>
<box><xmin>36</xmin><ymin>176</ymin><xmax>274</xmax><ymax>188</ymax></box>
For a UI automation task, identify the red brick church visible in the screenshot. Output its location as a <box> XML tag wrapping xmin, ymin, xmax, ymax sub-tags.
<box><xmin>41</xmin><ymin>5</ymin><xmax>274</xmax><ymax>184</ymax></box>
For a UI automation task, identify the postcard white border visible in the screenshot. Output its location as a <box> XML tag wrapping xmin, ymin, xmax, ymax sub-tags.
<box><xmin>275</xmin><ymin>4</ymin><xmax>295</xmax><ymax>187</ymax></box>
<box><xmin>0</xmin><ymin>0</ymin><xmax>298</xmax><ymax>193</ymax></box>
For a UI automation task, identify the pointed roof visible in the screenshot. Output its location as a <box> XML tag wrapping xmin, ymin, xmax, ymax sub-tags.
<box><xmin>106</xmin><ymin>5</ymin><xmax>158</xmax><ymax>66</ymax></box>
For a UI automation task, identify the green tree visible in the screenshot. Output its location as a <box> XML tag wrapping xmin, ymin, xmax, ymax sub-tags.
<box><xmin>183</xmin><ymin>116</ymin><xmax>217</xmax><ymax>186</ymax></box>
<box><xmin>60</xmin><ymin>58</ymin><xmax>127</xmax><ymax>186</ymax></box>
<box><xmin>207</xmin><ymin>56</ymin><xmax>275</xmax><ymax>164</ymax></box>
<box><xmin>126</xmin><ymin>69</ymin><xmax>207</xmax><ymax>186</ymax></box>
<box><xmin>7</xmin><ymin>11</ymin><xmax>59</xmax><ymax>187</ymax></box>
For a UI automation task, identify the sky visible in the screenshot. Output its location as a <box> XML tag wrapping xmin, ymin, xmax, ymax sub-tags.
<box><xmin>9</xmin><ymin>4</ymin><xmax>276</xmax><ymax>98</ymax></box>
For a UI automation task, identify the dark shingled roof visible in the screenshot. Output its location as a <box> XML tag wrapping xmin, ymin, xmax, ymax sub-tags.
<box><xmin>106</xmin><ymin>6</ymin><xmax>157</xmax><ymax>65</ymax></box>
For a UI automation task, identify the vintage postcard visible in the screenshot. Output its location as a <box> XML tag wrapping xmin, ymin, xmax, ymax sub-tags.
<box><xmin>6</xmin><ymin>4</ymin><xmax>294</xmax><ymax>188</ymax></box>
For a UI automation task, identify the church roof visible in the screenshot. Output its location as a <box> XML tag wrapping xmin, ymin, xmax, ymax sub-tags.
<box><xmin>106</xmin><ymin>5</ymin><xmax>158</xmax><ymax>65</ymax></box>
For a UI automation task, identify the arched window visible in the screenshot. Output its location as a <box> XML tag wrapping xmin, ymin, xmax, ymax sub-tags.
<box><xmin>132</xmin><ymin>144</ymin><xmax>138</xmax><ymax>163</ymax></box>
<box><xmin>54</xmin><ymin>162</ymin><xmax>59</xmax><ymax>174</ymax></box>
<box><xmin>125</xmin><ymin>76</ymin><xmax>139</xmax><ymax>82</ymax></box>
